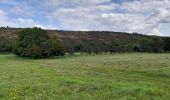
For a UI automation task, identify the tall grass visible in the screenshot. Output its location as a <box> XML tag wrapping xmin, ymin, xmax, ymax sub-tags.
<box><xmin>0</xmin><ymin>53</ymin><xmax>170</xmax><ymax>100</ymax></box>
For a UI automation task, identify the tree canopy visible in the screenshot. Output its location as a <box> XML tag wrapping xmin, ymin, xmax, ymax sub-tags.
<box><xmin>14</xmin><ymin>28</ymin><xmax>65</xmax><ymax>58</ymax></box>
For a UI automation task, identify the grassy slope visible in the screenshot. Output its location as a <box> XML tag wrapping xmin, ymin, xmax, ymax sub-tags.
<box><xmin>0</xmin><ymin>53</ymin><xmax>170</xmax><ymax>100</ymax></box>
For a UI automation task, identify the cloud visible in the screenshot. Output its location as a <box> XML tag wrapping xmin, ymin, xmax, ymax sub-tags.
<box><xmin>0</xmin><ymin>9</ymin><xmax>6</xmax><ymax>17</ymax></box>
<box><xmin>46</xmin><ymin>0</ymin><xmax>118</xmax><ymax>30</ymax></box>
<box><xmin>45</xmin><ymin>0</ymin><xmax>112</xmax><ymax>7</ymax></box>
<box><xmin>46</xmin><ymin>0</ymin><xmax>170</xmax><ymax>35</ymax></box>
<box><xmin>14</xmin><ymin>18</ymin><xmax>56</xmax><ymax>29</ymax></box>
<box><xmin>0</xmin><ymin>0</ymin><xmax>16</xmax><ymax>5</ymax></box>
<box><xmin>10</xmin><ymin>4</ymin><xmax>33</xmax><ymax>16</ymax></box>
<box><xmin>1</xmin><ymin>0</ymin><xmax>170</xmax><ymax>35</ymax></box>
<box><xmin>120</xmin><ymin>0</ymin><xmax>170</xmax><ymax>13</ymax></box>
<box><xmin>0</xmin><ymin>9</ymin><xmax>15</xmax><ymax>26</ymax></box>
<box><xmin>0</xmin><ymin>9</ymin><xmax>55</xmax><ymax>29</ymax></box>
<box><xmin>0</xmin><ymin>10</ymin><xmax>34</xmax><ymax>27</ymax></box>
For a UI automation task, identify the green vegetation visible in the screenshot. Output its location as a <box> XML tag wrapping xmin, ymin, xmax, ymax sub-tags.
<box><xmin>71</xmin><ymin>37</ymin><xmax>166</xmax><ymax>55</ymax></box>
<box><xmin>0</xmin><ymin>36</ymin><xmax>15</xmax><ymax>53</ymax></box>
<box><xmin>0</xmin><ymin>53</ymin><xmax>170</xmax><ymax>100</ymax></box>
<box><xmin>1</xmin><ymin>28</ymin><xmax>170</xmax><ymax>55</ymax></box>
<box><xmin>14</xmin><ymin>28</ymin><xmax>65</xmax><ymax>58</ymax></box>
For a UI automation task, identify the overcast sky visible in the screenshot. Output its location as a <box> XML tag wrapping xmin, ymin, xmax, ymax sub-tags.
<box><xmin>0</xmin><ymin>0</ymin><xmax>170</xmax><ymax>36</ymax></box>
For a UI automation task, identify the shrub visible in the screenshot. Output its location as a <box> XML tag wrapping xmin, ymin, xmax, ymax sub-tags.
<box><xmin>14</xmin><ymin>27</ymin><xmax>65</xmax><ymax>58</ymax></box>
<box><xmin>48</xmin><ymin>37</ymin><xmax>65</xmax><ymax>56</ymax></box>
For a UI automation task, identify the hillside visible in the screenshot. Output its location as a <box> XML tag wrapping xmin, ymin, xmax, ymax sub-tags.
<box><xmin>0</xmin><ymin>28</ymin><xmax>170</xmax><ymax>54</ymax></box>
<box><xmin>0</xmin><ymin>28</ymin><xmax>148</xmax><ymax>42</ymax></box>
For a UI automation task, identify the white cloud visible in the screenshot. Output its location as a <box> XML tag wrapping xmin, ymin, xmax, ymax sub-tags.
<box><xmin>120</xmin><ymin>0</ymin><xmax>169</xmax><ymax>13</ymax></box>
<box><xmin>10</xmin><ymin>6</ymin><xmax>33</xmax><ymax>16</ymax></box>
<box><xmin>0</xmin><ymin>0</ymin><xmax>16</xmax><ymax>5</ymax></box>
<box><xmin>1</xmin><ymin>0</ymin><xmax>170</xmax><ymax>35</ymax></box>
<box><xmin>46</xmin><ymin>0</ymin><xmax>170</xmax><ymax>35</ymax></box>
<box><xmin>0</xmin><ymin>9</ymin><xmax>15</xmax><ymax>26</ymax></box>
<box><xmin>0</xmin><ymin>9</ymin><xmax>55</xmax><ymax>29</ymax></box>
<box><xmin>46</xmin><ymin>0</ymin><xmax>112</xmax><ymax>7</ymax></box>
<box><xmin>16</xmin><ymin>18</ymin><xmax>37</xmax><ymax>27</ymax></box>
<box><xmin>0</xmin><ymin>9</ymin><xmax>6</xmax><ymax>17</ymax></box>
<box><xmin>34</xmin><ymin>24</ymin><xmax>56</xmax><ymax>29</ymax></box>
<box><xmin>14</xmin><ymin>18</ymin><xmax>56</xmax><ymax>29</ymax></box>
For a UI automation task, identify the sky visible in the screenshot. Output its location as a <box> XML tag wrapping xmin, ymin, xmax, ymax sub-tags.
<box><xmin>0</xmin><ymin>0</ymin><xmax>170</xmax><ymax>36</ymax></box>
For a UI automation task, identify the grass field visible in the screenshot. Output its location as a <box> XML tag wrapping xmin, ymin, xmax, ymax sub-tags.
<box><xmin>0</xmin><ymin>53</ymin><xmax>170</xmax><ymax>100</ymax></box>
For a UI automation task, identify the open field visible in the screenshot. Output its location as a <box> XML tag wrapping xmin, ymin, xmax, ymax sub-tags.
<box><xmin>0</xmin><ymin>53</ymin><xmax>170</xmax><ymax>100</ymax></box>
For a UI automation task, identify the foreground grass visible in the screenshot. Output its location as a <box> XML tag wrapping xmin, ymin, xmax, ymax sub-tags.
<box><xmin>0</xmin><ymin>53</ymin><xmax>170</xmax><ymax>100</ymax></box>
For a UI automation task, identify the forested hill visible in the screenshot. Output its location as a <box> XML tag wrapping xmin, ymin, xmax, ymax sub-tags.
<box><xmin>0</xmin><ymin>27</ymin><xmax>170</xmax><ymax>53</ymax></box>
<box><xmin>0</xmin><ymin>27</ymin><xmax>153</xmax><ymax>42</ymax></box>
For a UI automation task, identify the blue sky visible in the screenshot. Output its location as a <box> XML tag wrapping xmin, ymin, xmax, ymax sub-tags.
<box><xmin>0</xmin><ymin>0</ymin><xmax>170</xmax><ymax>36</ymax></box>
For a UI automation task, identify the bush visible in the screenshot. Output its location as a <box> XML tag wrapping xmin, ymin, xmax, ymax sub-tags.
<box><xmin>48</xmin><ymin>37</ymin><xmax>65</xmax><ymax>56</ymax></box>
<box><xmin>14</xmin><ymin>28</ymin><xmax>65</xmax><ymax>58</ymax></box>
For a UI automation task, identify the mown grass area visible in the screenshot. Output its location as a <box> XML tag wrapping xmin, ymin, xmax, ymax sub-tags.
<box><xmin>0</xmin><ymin>53</ymin><xmax>170</xmax><ymax>100</ymax></box>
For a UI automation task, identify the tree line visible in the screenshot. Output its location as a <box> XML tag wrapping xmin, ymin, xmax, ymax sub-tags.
<box><xmin>0</xmin><ymin>28</ymin><xmax>170</xmax><ymax>58</ymax></box>
<box><xmin>65</xmin><ymin>37</ymin><xmax>167</xmax><ymax>55</ymax></box>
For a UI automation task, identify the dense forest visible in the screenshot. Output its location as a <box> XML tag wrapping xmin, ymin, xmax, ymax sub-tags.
<box><xmin>0</xmin><ymin>27</ymin><xmax>170</xmax><ymax>55</ymax></box>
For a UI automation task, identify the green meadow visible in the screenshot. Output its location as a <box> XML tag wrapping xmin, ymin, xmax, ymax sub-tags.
<box><xmin>0</xmin><ymin>53</ymin><xmax>170</xmax><ymax>100</ymax></box>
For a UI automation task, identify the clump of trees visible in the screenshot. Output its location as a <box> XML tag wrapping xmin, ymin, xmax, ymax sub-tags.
<box><xmin>65</xmin><ymin>37</ymin><xmax>166</xmax><ymax>55</ymax></box>
<box><xmin>14</xmin><ymin>28</ymin><xmax>65</xmax><ymax>58</ymax></box>
<box><xmin>138</xmin><ymin>38</ymin><xmax>164</xmax><ymax>53</ymax></box>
